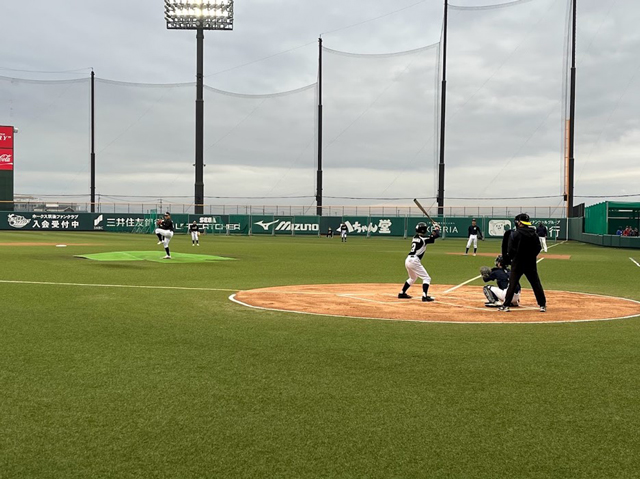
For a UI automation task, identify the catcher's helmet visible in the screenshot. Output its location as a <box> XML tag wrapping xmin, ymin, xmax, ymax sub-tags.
<box><xmin>495</xmin><ymin>255</ymin><xmax>504</xmax><ymax>267</ymax></box>
<box><xmin>415</xmin><ymin>222</ymin><xmax>428</xmax><ymax>235</ymax></box>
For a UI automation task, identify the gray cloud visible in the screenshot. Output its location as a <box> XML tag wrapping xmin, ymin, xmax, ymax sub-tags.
<box><xmin>1</xmin><ymin>0</ymin><xmax>639</xmax><ymax>209</ymax></box>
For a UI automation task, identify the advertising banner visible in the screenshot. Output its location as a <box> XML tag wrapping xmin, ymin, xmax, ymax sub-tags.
<box><xmin>274</xmin><ymin>216</ymin><xmax>320</xmax><ymax>235</ymax></box>
<box><xmin>341</xmin><ymin>216</ymin><xmax>406</xmax><ymax>236</ymax></box>
<box><xmin>249</xmin><ymin>215</ymin><xmax>320</xmax><ymax>235</ymax></box>
<box><xmin>1</xmin><ymin>212</ymin><xmax>93</xmax><ymax>231</ymax></box>
<box><xmin>0</xmin><ymin>211</ymin><xmax>566</xmax><ymax>239</ymax></box>
<box><xmin>0</xmin><ymin>125</ymin><xmax>14</xmax><ymax>171</ymax></box>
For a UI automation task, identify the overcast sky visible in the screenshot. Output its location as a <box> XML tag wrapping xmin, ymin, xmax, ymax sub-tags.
<box><xmin>0</xmin><ymin>0</ymin><xmax>638</xmax><ymax>212</ymax></box>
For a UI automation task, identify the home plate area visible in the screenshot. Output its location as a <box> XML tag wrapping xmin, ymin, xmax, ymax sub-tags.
<box><xmin>232</xmin><ymin>283</ymin><xmax>640</xmax><ymax>324</ymax></box>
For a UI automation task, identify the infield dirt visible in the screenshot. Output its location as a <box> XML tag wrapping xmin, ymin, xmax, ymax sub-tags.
<box><xmin>234</xmin><ymin>283</ymin><xmax>640</xmax><ymax>323</ymax></box>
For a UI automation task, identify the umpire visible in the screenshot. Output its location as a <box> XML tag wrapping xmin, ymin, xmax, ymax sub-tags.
<box><xmin>499</xmin><ymin>213</ymin><xmax>547</xmax><ymax>313</ymax></box>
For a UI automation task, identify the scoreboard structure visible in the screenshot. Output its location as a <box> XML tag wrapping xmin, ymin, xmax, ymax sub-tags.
<box><xmin>0</xmin><ymin>125</ymin><xmax>14</xmax><ymax>211</ymax></box>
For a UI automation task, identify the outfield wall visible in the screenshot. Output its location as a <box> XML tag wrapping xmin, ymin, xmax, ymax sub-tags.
<box><xmin>0</xmin><ymin>211</ymin><xmax>567</xmax><ymax>240</ymax></box>
<box><xmin>568</xmin><ymin>217</ymin><xmax>640</xmax><ymax>249</ymax></box>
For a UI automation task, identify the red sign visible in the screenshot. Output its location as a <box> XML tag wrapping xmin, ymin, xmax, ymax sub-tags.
<box><xmin>0</xmin><ymin>125</ymin><xmax>13</xmax><ymax>149</ymax></box>
<box><xmin>0</xmin><ymin>125</ymin><xmax>14</xmax><ymax>171</ymax></box>
<box><xmin>0</xmin><ymin>150</ymin><xmax>13</xmax><ymax>170</ymax></box>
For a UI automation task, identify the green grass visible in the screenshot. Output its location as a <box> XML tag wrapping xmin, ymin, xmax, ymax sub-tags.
<box><xmin>1</xmin><ymin>231</ymin><xmax>639</xmax><ymax>478</ymax></box>
<box><xmin>76</xmin><ymin>251</ymin><xmax>235</xmax><ymax>263</ymax></box>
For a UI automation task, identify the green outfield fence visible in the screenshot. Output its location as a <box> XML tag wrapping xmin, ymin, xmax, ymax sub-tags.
<box><xmin>0</xmin><ymin>210</ymin><xmax>565</xmax><ymax>240</ymax></box>
<box><xmin>3</xmin><ymin>208</ymin><xmax>640</xmax><ymax>248</ymax></box>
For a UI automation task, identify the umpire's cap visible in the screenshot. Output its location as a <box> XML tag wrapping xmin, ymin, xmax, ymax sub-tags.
<box><xmin>515</xmin><ymin>213</ymin><xmax>531</xmax><ymax>226</ymax></box>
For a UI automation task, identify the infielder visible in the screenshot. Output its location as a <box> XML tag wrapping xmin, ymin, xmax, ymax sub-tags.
<box><xmin>465</xmin><ymin>219</ymin><xmax>483</xmax><ymax>256</ymax></box>
<box><xmin>499</xmin><ymin>213</ymin><xmax>546</xmax><ymax>313</ymax></box>
<box><xmin>481</xmin><ymin>255</ymin><xmax>521</xmax><ymax>307</ymax></box>
<box><xmin>536</xmin><ymin>222</ymin><xmax>548</xmax><ymax>253</ymax></box>
<box><xmin>339</xmin><ymin>223</ymin><xmax>348</xmax><ymax>242</ymax></box>
<box><xmin>189</xmin><ymin>221</ymin><xmax>200</xmax><ymax>246</ymax></box>
<box><xmin>398</xmin><ymin>222</ymin><xmax>440</xmax><ymax>302</ymax></box>
<box><xmin>155</xmin><ymin>212</ymin><xmax>174</xmax><ymax>259</ymax></box>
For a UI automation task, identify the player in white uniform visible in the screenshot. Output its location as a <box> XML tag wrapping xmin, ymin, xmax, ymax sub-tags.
<box><xmin>339</xmin><ymin>223</ymin><xmax>348</xmax><ymax>242</ymax></box>
<box><xmin>189</xmin><ymin>221</ymin><xmax>200</xmax><ymax>246</ymax></box>
<box><xmin>536</xmin><ymin>223</ymin><xmax>548</xmax><ymax>253</ymax></box>
<box><xmin>465</xmin><ymin>219</ymin><xmax>483</xmax><ymax>256</ymax></box>
<box><xmin>398</xmin><ymin>222</ymin><xmax>440</xmax><ymax>302</ymax></box>
<box><xmin>154</xmin><ymin>212</ymin><xmax>174</xmax><ymax>259</ymax></box>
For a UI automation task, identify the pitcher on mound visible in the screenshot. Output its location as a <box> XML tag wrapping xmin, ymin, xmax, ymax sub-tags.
<box><xmin>398</xmin><ymin>222</ymin><xmax>440</xmax><ymax>302</ymax></box>
<box><xmin>155</xmin><ymin>212</ymin><xmax>174</xmax><ymax>259</ymax></box>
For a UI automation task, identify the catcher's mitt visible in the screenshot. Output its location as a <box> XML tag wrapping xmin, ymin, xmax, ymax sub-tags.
<box><xmin>480</xmin><ymin>266</ymin><xmax>491</xmax><ymax>280</ymax></box>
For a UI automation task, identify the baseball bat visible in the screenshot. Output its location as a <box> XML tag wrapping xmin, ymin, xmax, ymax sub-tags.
<box><xmin>413</xmin><ymin>198</ymin><xmax>437</xmax><ymax>226</ymax></box>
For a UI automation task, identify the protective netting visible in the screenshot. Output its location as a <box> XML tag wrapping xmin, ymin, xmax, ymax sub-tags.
<box><xmin>572</xmin><ymin>0</ymin><xmax>640</xmax><ymax>197</ymax></box>
<box><xmin>0</xmin><ymin>76</ymin><xmax>91</xmax><ymax>193</ymax></box>
<box><xmin>321</xmin><ymin>44</ymin><xmax>441</xmax><ymax>203</ymax></box>
<box><xmin>446</xmin><ymin>0</ymin><xmax>569</xmax><ymax>206</ymax></box>
<box><xmin>0</xmin><ymin>75</ymin><xmax>317</xmax><ymax>201</ymax></box>
<box><xmin>3</xmin><ymin>0</ymin><xmax>632</xmax><ymax>212</ymax></box>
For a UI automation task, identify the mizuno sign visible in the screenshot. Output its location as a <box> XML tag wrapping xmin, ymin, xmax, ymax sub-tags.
<box><xmin>253</xmin><ymin>219</ymin><xmax>319</xmax><ymax>233</ymax></box>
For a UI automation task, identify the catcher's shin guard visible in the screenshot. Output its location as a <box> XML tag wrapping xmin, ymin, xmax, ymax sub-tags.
<box><xmin>483</xmin><ymin>285</ymin><xmax>497</xmax><ymax>303</ymax></box>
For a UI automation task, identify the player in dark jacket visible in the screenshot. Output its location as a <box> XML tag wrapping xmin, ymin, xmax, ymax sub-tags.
<box><xmin>536</xmin><ymin>222</ymin><xmax>548</xmax><ymax>252</ymax></box>
<box><xmin>189</xmin><ymin>221</ymin><xmax>200</xmax><ymax>246</ymax></box>
<box><xmin>499</xmin><ymin>213</ymin><xmax>546</xmax><ymax>312</ymax></box>
<box><xmin>154</xmin><ymin>212</ymin><xmax>175</xmax><ymax>259</ymax></box>
<box><xmin>483</xmin><ymin>255</ymin><xmax>521</xmax><ymax>307</ymax></box>
<box><xmin>465</xmin><ymin>219</ymin><xmax>483</xmax><ymax>256</ymax></box>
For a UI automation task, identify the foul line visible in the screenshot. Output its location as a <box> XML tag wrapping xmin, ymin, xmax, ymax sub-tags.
<box><xmin>547</xmin><ymin>240</ymin><xmax>567</xmax><ymax>249</ymax></box>
<box><xmin>0</xmin><ymin>279</ymin><xmax>237</xmax><ymax>292</ymax></box>
<box><xmin>630</xmin><ymin>257</ymin><xmax>640</xmax><ymax>268</ymax></box>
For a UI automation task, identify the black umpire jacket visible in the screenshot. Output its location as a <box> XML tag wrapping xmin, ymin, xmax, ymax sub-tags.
<box><xmin>503</xmin><ymin>226</ymin><xmax>542</xmax><ymax>266</ymax></box>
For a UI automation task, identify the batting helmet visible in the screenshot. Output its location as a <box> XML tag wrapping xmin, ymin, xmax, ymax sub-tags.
<box><xmin>415</xmin><ymin>222</ymin><xmax>428</xmax><ymax>235</ymax></box>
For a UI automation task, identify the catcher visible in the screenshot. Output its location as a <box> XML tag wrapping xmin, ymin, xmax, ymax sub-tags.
<box><xmin>480</xmin><ymin>255</ymin><xmax>521</xmax><ymax>307</ymax></box>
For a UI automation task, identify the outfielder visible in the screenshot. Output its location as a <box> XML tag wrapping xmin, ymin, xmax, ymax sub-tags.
<box><xmin>339</xmin><ymin>223</ymin><xmax>348</xmax><ymax>242</ymax></box>
<box><xmin>189</xmin><ymin>221</ymin><xmax>200</xmax><ymax>246</ymax></box>
<box><xmin>155</xmin><ymin>212</ymin><xmax>174</xmax><ymax>259</ymax></box>
<box><xmin>398</xmin><ymin>222</ymin><xmax>440</xmax><ymax>302</ymax></box>
<box><xmin>465</xmin><ymin>219</ymin><xmax>483</xmax><ymax>256</ymax></box>
<box><xmin>480</xmin><ymin>255</ymin><xmax>521</xmax><ymax>307</ymax></box>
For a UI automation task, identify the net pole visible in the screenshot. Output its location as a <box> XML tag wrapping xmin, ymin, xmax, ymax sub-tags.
<box><xmin>195</xmin><ymin>27</ymin><xmax>205</xmax><ymax>215</ymax></box>
<box><xmin>437</xmin><ymin>0</ymin><xmax>448</xmax><ymax>216</ymax></box>
<box><xmin>90</xmin><ymin>70</ymin><xmax>96</xmax><ymax>213</ymax></box>
<box><xmin>566</xmin><ymin>0</ymin><xmax>577</xmax><ymax>218</ymax></box>
<box><xmin>316</xmin><ymin>37</ymin><xmax>324</xmax><ymax>216</ymax></box>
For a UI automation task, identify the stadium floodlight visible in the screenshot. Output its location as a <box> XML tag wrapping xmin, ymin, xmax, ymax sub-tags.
<box><xmin>164</xmin><ymin>0</ymin><xmax>234</xmax><ymax>30</ymax></box>
<box><xmin>164</xmin><ymin>0</ymin><xmax>234</xmax><ymax>214</ymax></box>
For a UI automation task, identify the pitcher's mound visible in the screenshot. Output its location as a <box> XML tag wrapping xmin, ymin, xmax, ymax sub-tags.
<box><xmin>231</xmin><ymin>283</ymin><xmax>640</xmax><ymax>323</ymax></box>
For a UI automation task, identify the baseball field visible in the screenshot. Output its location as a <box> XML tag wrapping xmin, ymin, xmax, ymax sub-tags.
<box><xmin>1</xmin><ymin>231</ymin><xmax>640</xmax><ymax>478</ymax></box>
